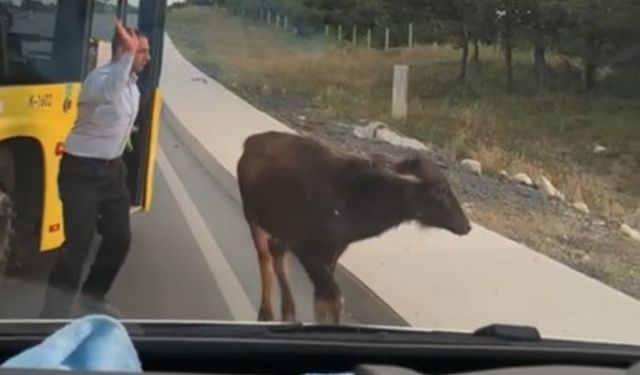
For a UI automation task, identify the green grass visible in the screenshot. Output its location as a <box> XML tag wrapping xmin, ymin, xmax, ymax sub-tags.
<box><xmin>167</xmin><ymin>7</ymin><xmax>640</xmax><ymax>217</ymax></box>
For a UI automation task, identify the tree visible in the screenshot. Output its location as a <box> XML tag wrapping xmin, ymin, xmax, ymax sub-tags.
<box><xmin>558</xmin><ymin>0</ymin><xmax>640</xmax><ymax>91</ymax></box>
<box><xmin>469</xmin><ymin>1</ymin><xmax>499</xmax><ymax>67</ymax></box>
<box><xmin>497</xmin><ymin>0</ymin><xmax>517</xmax><ymax>91</ymax></box>
<box><xmin>302</xmin><ymin>0</ymin><xmax>386</xmax><ymax>30</ymax></box>
<box><xmin>426</xmin><ymin>0</ymin><xmax>480</xmax><ymax>80</ymax></box>
<box><xmin>519</xmin><ymin>0</ymin><xmax>567</xmax><ymax>90</ymax></box>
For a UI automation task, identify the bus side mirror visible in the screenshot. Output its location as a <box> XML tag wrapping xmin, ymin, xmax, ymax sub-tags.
<box><xmin>86</xmin><ymin>38</ymin><xmax>113</xmax><ymax>74</ymax></box>
<box><xmin>87</xmin><ymin>37</ymin><xmax>98</xmax><ymax>71</ymax></box>
<box><xmin>0</xmin><ymin>10</ymin><xmax>9</xmax><ymax>81</ymax></box>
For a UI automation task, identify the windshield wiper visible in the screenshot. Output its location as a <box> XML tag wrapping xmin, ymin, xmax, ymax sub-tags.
<box><xmin>259</xmin><ymin>322</ymin><xmax>543</xmax><ymax>344</ymax></box>
<box><xmin>120</xmin><ymin>321</ymin><xmax>542</xmax><ymax>346</ymax></box>
<box><xmin>266</xmin><ymin>322</ymin><xmax>540</xmax><ymax>341</ymax></box>
<box><xmin>474</xmin><ymin>323</ymin><xmax>541</xmax><ymax>342</ymax></box>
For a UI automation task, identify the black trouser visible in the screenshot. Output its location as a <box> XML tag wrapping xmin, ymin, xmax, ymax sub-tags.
<box><xmin>40</xmin><ymin>153</ymin><xmax>131</xmax><ymax>318</ymax></box>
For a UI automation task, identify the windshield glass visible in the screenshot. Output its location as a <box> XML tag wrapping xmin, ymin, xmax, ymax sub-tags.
<box><xmin>0</xmin><ymin>0</ymin><xmax>62</xmax><ymax>84</ymax></box>
<box><xmin>0</xmin><ymin>0</ymin><xmax>639</xmax><ymax>348</ymax></box>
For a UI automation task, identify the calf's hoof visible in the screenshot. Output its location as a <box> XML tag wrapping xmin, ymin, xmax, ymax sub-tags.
<box><xmin>281</xmin><ymin>311</ymin><xmax>297</xmax><ymax>322</ymax></box>
<box><xmin>313</xmin><ymin>298</ymin><xmax>342</xmax><ymax>324</ymax></box>
<box><xmin>258</xmin><ymin>306</ymin><xmax>274</xmax><ymax>321</ymax></box>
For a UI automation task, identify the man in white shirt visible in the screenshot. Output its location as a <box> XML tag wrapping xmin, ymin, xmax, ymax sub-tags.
<box><xmin>40</xmin><ymin>18</ymin><xmax>151</xmax><ymax>318</ymax></box>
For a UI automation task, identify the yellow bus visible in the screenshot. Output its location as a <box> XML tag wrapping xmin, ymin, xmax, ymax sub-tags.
<box><xmin>0</xmin><ymin>0</ymin><xmax>166</xmax><ymax>278</ymax></box>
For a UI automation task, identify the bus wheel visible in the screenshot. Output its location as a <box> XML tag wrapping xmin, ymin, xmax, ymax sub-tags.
<box><xmin>0</xmin><ymin>144</ymin><xmax>15</xmax><ymax>276</ymax></box>
<box><xmin>0</xmin><ymin>186</ymin><xmax>15</xmax><ymax>276</ymax></box>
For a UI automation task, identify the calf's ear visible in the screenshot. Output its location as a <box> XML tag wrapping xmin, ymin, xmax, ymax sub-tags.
<box><xmin>394</xmin><ymin>156</ymin><xmax>422</xmax><ymax>176</ymax></box>
<box><xmin>370</xmin><ymin>153</ymin><xmax>397</xmax><ymax>169</ymax></box>
<box><xmin>395</xmin><ymin>156</ymin><xmax>448</xmax><ymax>187</ymax></box>
<box><xmin>340</xmin><ymin>167</ymin><xmax>392</xmax><ymax>200</ymax></box>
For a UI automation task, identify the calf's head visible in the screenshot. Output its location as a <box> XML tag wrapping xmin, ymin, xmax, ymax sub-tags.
<box><xmin>388</xmin><ymin>155</ymin><xmax>472</xmax><ymax>235</ymax></box>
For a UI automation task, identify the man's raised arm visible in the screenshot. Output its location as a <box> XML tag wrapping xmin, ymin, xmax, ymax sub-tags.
<box><xmin>81</xmin><ymin>18</ymin><xmax>139</xmax><ymax>102</ymax></box>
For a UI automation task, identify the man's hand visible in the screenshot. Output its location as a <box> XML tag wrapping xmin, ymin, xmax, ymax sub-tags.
<box><xmin>113</xmin><ymin>16</ymin><xmax>139</xmax><ymax>53</ymax></box>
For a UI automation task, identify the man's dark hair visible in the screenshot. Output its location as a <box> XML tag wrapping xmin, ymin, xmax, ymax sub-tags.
<box><xmin>111</xmin><ymin>28</ymin><xmax>148</xmax><ymax>58</ymax></box>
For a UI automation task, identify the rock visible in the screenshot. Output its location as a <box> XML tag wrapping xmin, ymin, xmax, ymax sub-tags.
<box><xmin>298</xmin><ymin>115</ymin><xmax>307</xmax><ymax>122</ymax></box>
<box><xmin>621</xmin><ymin>224</ymin><xmax>640</xmax><ymax>242</ymax></box>
<box><xmin>625</xmin><ymin>209</ymin><xmax>640</xmax><ymax>230</ymax></box>
<box><xmin>462</xmin><ymin>202</ymin><xmax>475</xmax><ymax>214</ymax></box>
<box><xmin>568</xmin><ymin>249</ymin><xmax>589</xmax><ymax>262</ymax></box>
<box><xmin>573</xmin><ymin>202</ymin><xmax>589</xmax><ymax>214</ymax></box>
<box><xmin>512</xmin><ymin>173</ymin><xmax>534</xmax><ymax>187</ymax></box>
<box><xmin>536</xmin><ymin>175</ymin><xmax>566</xmax><ymax>201</ymax></box>
<box><xmin>593</xmin><ymin>144</ymin><xmax>607</xmax><ymax>154</ymax></box>
<box><xmin>191</xmin><ymin>77</ymin><xmax>208</xmax><ymax>84</ymax></box>
<box><xmin>353</xmin><ymin>121</ymin><xmax>384</xmax><ymax>139</ymax></box>
<box><xmin>333</xmin><ymin>121</ymin><xmax>352</xmax><ymax>129</ymax></box>
<box><xmin>515</xmin><ymin>185</ymin><xmax>539</xmax><ymax>199</ymax></box>
<box><xmin>461</xmin><ymin>159</ymin><xmax>482</xmax><ymax>175</ymax></box>
<box><xmin>352</xmin><ymin>122</ymin><xmax>429</xmax><ymax>151</ymax></box>
<box><xmin>499</xmin><ymin>170</ymin><xmax>509</xmax><ymax>180</ymax></box>
<box><xmin>610</xmin><ymin>202</ymin><xmax>626</xmax><ymax>218</ymax></box>
<box><xmin>594</xmin><ymin>219</ymin><xmax>606</xmax><ymax>227</ymax></box>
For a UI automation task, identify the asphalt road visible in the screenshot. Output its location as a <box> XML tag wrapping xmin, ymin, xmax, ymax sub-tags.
<box><xmin>0</xmin><ymin>116</ymin><xmax>405</xmax><ymax>326</ymax></box>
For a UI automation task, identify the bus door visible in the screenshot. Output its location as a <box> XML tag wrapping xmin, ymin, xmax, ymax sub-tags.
<box><xmin>119</xmin><ymin>0</ymin><xmax>166</xmax><ymax>211</ymax></box>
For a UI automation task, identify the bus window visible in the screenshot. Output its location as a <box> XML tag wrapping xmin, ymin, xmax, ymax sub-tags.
<box><xmin>88</xmin><ymin>1</ymin><xmax>117</xmax><ymax>70</ymax></box>
<box><xmin>87</xmin><ymin>2</ymin><xmax>139</xmax><ymax>73</ymax></box>
<box><xmin>0</xmin><ymin>0</ymin><xmax>89</xmax><ymax>85</ymax></box>
<box><xmin>0</xmin><ymin>0</ymin><xmax>58</xmax><ymax>85</ymax></box>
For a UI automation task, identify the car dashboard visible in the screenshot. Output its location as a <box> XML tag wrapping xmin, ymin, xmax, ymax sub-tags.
<box><xmin>0</xmin><ymin>322</ymin><xmax>637</xmax><ymax>375</ymax></box>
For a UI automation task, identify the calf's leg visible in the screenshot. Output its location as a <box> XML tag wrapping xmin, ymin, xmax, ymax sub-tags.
<box><xmin>250</xmin><ymin>224</ymin><xmax>274</xmax><ymax>321</ymax></box>
<box><xmin>270</xmin><ymin>238</ymin><xmax>296</xmax><ymax>322</ymax></box>
<box><xmin>297</xmin><ymin>252</ymin><xmax>343</xmax><ymax>324</ymax></box>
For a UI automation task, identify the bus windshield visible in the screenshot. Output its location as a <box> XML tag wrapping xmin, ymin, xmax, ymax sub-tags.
<box><xmin>0</xmin><ymin>0</ymin><xmax>64</xmax><ymax>85</ymax></box>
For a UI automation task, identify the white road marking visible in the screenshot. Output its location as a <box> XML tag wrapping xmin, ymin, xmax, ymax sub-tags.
<box><xmin>156</xmin><ymin>147</ymin><xmax>256</xmax><ymax>321</ymax></box>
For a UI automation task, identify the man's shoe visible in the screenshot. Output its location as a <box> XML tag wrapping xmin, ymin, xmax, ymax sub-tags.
<box><xmin>73</xmin><ymin>294</ymin><xmax>122</xmax><ymax>319</ymax></box>
<box><xmin>39</xmin><ymin>287</ymin><xmax>76</xmax><ymax>319</ymax></box>
<box><xmin>39</xmin><ymin>304</ymin><xmax>73</xmax><ymax>319</ymax></box>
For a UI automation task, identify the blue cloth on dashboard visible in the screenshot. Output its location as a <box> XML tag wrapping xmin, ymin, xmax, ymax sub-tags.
<box><xmin>2</xmin><ymin>314</ymin><xmax>141</xmax><ymax>372</ymax></box>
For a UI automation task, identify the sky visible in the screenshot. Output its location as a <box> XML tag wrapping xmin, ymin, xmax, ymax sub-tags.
<box><xmin>8</xmin><ymin>0</ymin><xmax>187</xmax><ymax>5</ymax></box>
<box><xmin>126</xmin><ymin>0</ymin><xmax>187</xmax><ymax>5</ymax></box>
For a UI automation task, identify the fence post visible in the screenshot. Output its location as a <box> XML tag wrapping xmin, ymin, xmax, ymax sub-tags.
<box><xmin>267</xmin><ymin>11</ymin><xmax>271</xmax><ymax>25</ymax></box>
<box><xmin>367</xmin><ymin>28</ymin><xmax>372</xmax><ymax>49</ymax></box>
<box><xmin>284</xmin><ymin>16</ymin><xmax>288</xmax><ymax>30</ymax></box>
<box><xmin>408</xmin><ymin>23</ymin><xmax>414</xmax><ymax>49</ymax></box>
<box><xmin>385</xmin><ymin>28</ymin><xmax>390</xmax><ymax>51</ymax></box>
<box><xmin>276</xmin><ymin>13</ymin><xmax>280</xmax><ymax>28</ymax></box>
<box><xmin>325</xmin><ymin>24</ymin><xmax>330</xmax><ymax>37</ymax></box>
<box><xmin>352</xmin><ymin>26</ymin><xmax>357</xmax><ymax>46</ymax></box>
<box><xmin>337</xmin><ymin>25</ymin><xmax>342</xmax><ymax>44</ymax></box>
<box><xmin>432</xmin><ymin>23</ymin><xmax>438</xmax><ymax>47</ymax></box>
<box><xmin>392</xmin><ymin>64</ymin><xmax>409</xmax><ymax>120</ymax></box>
